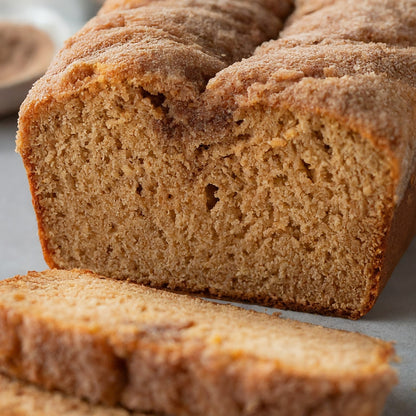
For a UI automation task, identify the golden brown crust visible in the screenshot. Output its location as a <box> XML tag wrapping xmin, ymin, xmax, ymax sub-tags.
<box><xmin>19</xmin><ymin>0</ymin><xmax>291</xmax><ymax>105</ymax></box>
<box><xmin>284</xmin><ymin>0</ymin><xmax>416</xmax><ymax>47</ymax></box>
<box><xmin>0</xmin><ymin>270</ymin><xmax>398</xmax><ymax>416</ymax></box>
<box><xmin>100</xmin><ymin>0</ymin><xmax>295</xmax><ymax>17</ymax></box>
<box><xmin>374</xmin><ymin>163</ymin><xmax>416</xmax><ymax>302</ymax></box>
<box><xmin>16</xmin><ymin>0</ymin><xmax>416</xmax><ymax>318</ymax></box>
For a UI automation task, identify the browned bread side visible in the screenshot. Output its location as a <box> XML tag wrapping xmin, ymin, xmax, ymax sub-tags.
<box><xmin>16</xmin><ymin>0</ymin><xmax>416</xmax><ymax>318</ymax></box>
<box><xmin>0</xmin><ymin>270</ymin><xmax>397</xmax><ymax>416</ymax></box>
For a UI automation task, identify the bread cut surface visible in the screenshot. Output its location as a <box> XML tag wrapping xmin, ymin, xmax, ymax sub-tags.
<box><xmin>0</xmin><ymin>269</ymin><xmax>397</xmax><ymax>416</ymax></box>
<box><xmin>16</xmin><ymin>0</ymin><xmax>416</xmax><ymax>318</ymax></box>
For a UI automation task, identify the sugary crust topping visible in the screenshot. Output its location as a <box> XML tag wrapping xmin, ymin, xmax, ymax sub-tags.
<box><xmin>21</xmin><ymin>0</ymin><xmax>290</xmax><ymax>105</ymax></box>
<box><xmin>100</xmin><ymin>0</ymin><xmax>295</xmax><ymax>17</ymax></box>
<box><xmin>284</xmin><ymin>0</ymin><xmax>416</xmax><ymax>47</ymax></box>
<box><xmin>18</xmin><ymin>0</ymin><xmax>416</xmax><ymax>199</ymax></box>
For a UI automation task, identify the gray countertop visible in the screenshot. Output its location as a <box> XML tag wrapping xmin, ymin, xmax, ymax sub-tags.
<box><xmin>0</xmin><ymin>114</ymin><xmax>415</xmax><ymax>415</ymax></box>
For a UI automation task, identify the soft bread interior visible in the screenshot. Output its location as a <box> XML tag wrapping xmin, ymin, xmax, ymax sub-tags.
<box><xmin>22</xmin><ymin>77</ymin><xmax>395</xmax><ymax>317</ymax></box>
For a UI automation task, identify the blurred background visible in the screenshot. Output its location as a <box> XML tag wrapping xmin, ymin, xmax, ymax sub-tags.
<box><xmin>0</xmin><ymin>0</ymin><xmax>102</xmax><ymax>116</ymax></box>
<box><xmin>0</xmin><ymin>2</ymin><xmax>415</xmax><ymax>414</ymax></box>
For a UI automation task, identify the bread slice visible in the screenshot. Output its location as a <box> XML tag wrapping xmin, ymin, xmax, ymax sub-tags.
<box><xmin>0</xmin><ymin>269</ymin><xmax>397</xmax><ymax>416</ymax></box>
<box><xmin>0</xmin><ymin>374</ymin><xmax>143</xmax><ymax>416</ymax></box>
<box><xmin>16</xmin><ymin>0</ymin><xmax>416</xmax><ymax>319</ymax></box>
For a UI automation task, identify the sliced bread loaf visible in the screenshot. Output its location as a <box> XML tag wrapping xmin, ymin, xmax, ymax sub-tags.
<box><xmin>0</xmin><ymin>269</ymin><xmax>397</xmax><ymax>416</ymax></box>
<box><xmin>16</xmin><ymin>0</ymin><xmax>416</xmax><ymax>318</ymax></box>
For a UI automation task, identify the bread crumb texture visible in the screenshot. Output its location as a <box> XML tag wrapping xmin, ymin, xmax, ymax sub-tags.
<box><xmin>17</xmin><ymin>0</ymin><xmax>416</xmax><ymax>318</ymax></box>
<box><xmin>0</xmin><ymin>270</ymin><xmax>397</xmax><ymax>416</ymax></box>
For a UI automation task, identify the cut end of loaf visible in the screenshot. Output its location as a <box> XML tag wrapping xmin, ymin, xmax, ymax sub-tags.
<box><xmin>17</xmin><ymin>70</ymin><xmax>396</xmax><ymax>318</ymax></box>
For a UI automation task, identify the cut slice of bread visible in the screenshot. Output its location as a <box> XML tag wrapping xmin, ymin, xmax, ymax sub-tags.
<box><xmin>0</xmin><ymin>269</ymin><xmax>397</xmax><ymax>416</ymax></box>
<box><xmin>0</xmin><ymin>374</ymin><xmax>144</xmax><ymax>416</ymax></box>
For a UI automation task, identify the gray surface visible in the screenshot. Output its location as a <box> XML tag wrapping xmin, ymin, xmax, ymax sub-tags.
<box><xmin>0</xmin><ymin>114</ymin><xmax>415</xmax><ymax>414</ymax></box>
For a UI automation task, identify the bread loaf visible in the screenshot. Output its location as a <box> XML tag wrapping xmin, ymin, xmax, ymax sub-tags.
<box><xmin>0</xmin><ymin>269</ymin><xmax>397</xmax><ymax>416</ymax></box>
<box><xmin>17</xmin><ymin>0</ymin><xmax>416</xmax><ymax>318</ymax></box>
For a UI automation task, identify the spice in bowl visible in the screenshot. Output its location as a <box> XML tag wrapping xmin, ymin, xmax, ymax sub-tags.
<box><xmin>0</xmin><ymin>21</ymin><xmax>55</xmax><ymax>87</ymax></box>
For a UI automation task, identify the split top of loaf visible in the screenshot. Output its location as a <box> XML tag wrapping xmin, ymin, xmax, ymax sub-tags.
<box><xmin>16</xmin><ymin>0</ymin><xmax>416</xmax><ymax>318</ymax></box>
<box><xmin>0</xmin><ymin>269</ymin><xmax>397</xmax><ymax>416</ymax></box>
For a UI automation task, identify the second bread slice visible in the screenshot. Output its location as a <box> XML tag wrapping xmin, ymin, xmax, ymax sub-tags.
<box><xmin>0</xmin><ymin>269</ymin><xmax>396</xmax><ymax>416</ymax></box>
<box><xmin>0</xmin><ymin>373</ymin><xmax>144</xmax><ymax>416</ymax></box>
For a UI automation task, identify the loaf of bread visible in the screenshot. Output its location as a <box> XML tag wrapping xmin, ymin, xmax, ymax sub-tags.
<box><xmin>0</xmin><ymin>269</ymin><xmax>397</xmax><ymax>416</ymax></box>
<box><xmin>0</xmin><ymin>374</ymin><xmax>144</xmax><ymax>416</ymax></box>
<box><xmin>17</xmin><ymin>0</ymin><xmax>416</xmax><ymax>318</ymax></box>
